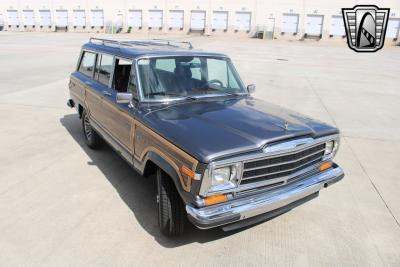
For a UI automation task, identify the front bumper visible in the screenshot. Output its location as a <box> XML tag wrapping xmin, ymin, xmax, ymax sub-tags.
<box><xmin>186</xmin><ymin>165</ymin><xmax>344</xmax><ymax>230</ymax></box>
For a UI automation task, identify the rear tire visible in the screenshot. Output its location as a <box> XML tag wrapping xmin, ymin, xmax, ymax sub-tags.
<box><xmin>157</xmin><ymin>168</ymin><xmax>185</xmax><ymax>236</ymax></box>
<box><xmin>82</xmin><ymin>110</ymin><xmax>103</xmax><ymax>149</ymax></box>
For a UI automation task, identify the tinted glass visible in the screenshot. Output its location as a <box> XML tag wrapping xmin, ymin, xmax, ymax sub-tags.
<box><xmin>78</xmin><ymin>51</ymin><xmax>96</xmax><ymax>77</ymax></box>
<box><xmin>137</xmin><ymin>56</ymin><xmax>245</xmax><ymax>100</ymax></box>
<box><xmin>96</xmin><ymin>54</ymin><xmax>113</xmax><ymax>85</ymax></box>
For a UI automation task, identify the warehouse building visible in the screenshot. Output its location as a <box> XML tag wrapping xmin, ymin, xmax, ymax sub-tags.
<box><xmin>0</xmin><ymin>0</ymin><xmax>399</xmax><ymax>41</ymax></box>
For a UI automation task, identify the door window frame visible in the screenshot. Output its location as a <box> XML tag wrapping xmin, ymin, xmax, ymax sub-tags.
<box><xmin>111</xmin><ymin>56</ymin><xmax>138</xmax><ymax>101</ymax></box>
<box><xmin>94</xmin><ymin>52</ymin><xmax>115</xmax><ymax>88</ymax></box>
<box><xmin>77</xmin><ymin>50</ymin><xmax>98</xmax><ymax>78</ymax></box>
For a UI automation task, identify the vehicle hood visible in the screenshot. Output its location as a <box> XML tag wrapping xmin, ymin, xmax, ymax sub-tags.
<box><xmin>140</xmin><ymin>97</ymin><xmax>339</xmax><ymax>163</ymax></box>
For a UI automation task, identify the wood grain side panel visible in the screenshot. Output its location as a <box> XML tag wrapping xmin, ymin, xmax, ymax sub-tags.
<box><xmin>85</xmin><ymin>89</ymin><xmax>103</xmax><ymax>123</ymax></box>
<box><xmin>101</xmin><ymin>99</ymin><xmax>134</xmax><ymax>152</ymax></box>
<box><xmin>134</xmin><ymin>121</ymin><xmax>199</xmax><ymax>192</ymax></box>
<box><xmin>69</xmin><ymin>78</ymin><xmax>85</xmax><ymax>103</ymax></box>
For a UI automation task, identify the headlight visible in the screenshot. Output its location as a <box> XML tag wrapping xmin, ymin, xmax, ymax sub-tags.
<box><xmin>206</xmin><ymin>163</ymin><xmax>242</xmax><ymax>193</ymax></box>
<box><xmin>325</xmin><ymin>141</ymin><xmax>334</xmax><ymax>155</ymax></box>
<box><xmin>324</xmin><ymin>139</ymin><xmax>339</xmax><ymax>159</ymax></box>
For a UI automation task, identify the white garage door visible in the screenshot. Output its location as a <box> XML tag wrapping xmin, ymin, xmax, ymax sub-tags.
<box><xmin>149</xmin><ymin>10</ymin><xmax>163</xmax><ymax>28</ymax></box>
<box><xmin>169</xmin><ymin>10</ymin><xmax>184</xmax><ymax>29</ymax></box>
<box><xmin>128</xmin><ymin>10</ymin><xmax>142</xmax><ymax>27</ymax></box>
<box><xmin>212</xmin><ymin>11</ymin><xmax>228</xmax><ymax>30</ymax></box>
<box><xmin>306</xmin><ymin>15</ymin><xmax>324</xmax><ymax>35</ymax></box>
<box><xmin>91</xmin><ymin>10</ymin><xmax>104</xmax><ymax>27</ymax></box>
<box><xmin>73</xmin><ymin>10</ymin><xmax>86</xmax><ymax>27</ymax></box>
<box><xmin>39</xmin><ymin>10</ymin><xmax>51</xmax><ymax>26</ymax></box>
<box><xmin>386</xmin><ymin>18</ymin><xmax>400</xmax><ymax>38</ymax></box>
<box><xmin>7</xmin><ymin>10</ymin><xmax>19</xmax><ymax>26</ymax></box>
<box><xmin>330</xmin><ymin>15</ymin><xmax>345</xmax><ymax>36</ymax></box>
<box><xmin>235</xmin><ymin>12</ymin><xmax>251</xmax><ymax>31</ymax></box>
<box><xmin>282</xmin><ymin>14</ymin><xmax>299</xmax><ymax>33</ymax></box>
<box><xmin>191</xmin><ymin>11</ymin><xmax>206</xmax><ymax>30</ymax></box>
<box><xmin>56</xmin><ymin>10</ymin><xmax>68</xmax><ymax>27</ymax></box>
<box><xmin>23</xmin><ymin>10</ymin><xmax>35</xmax><ymax>26</ymax></box>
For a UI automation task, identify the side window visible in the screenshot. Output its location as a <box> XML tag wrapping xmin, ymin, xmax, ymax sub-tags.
<box><xmin>78</xmin><ymin>51</ymin><xmax>96</xmax><ymax>77</ymax></box>
<box><xmin>95</xmin><ymin>54</ymin><xmax>113</xmax><ymax>85</ymax></box>
<box><xmin>113</xmin><ymin>58</ymin><xmax>133</xmax><ymax>93</ymax></box>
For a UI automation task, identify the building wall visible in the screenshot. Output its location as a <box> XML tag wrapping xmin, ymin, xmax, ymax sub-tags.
<box><xmin>1</xmin><ymin>0</ymin><xmax>399</xmax><ymax>41</ymax></box>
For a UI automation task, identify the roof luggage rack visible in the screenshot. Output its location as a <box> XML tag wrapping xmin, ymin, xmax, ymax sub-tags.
<box><xmin>89</xmin><ymin>38</ymin><xmax>193</xmax><ymax>50</ymax></box>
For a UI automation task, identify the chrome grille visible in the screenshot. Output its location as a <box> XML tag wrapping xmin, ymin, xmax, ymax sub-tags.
<box><xmin>240</xmin><ymin>143</ymin><xmax>326</xmax><ymax>185</ymax></box>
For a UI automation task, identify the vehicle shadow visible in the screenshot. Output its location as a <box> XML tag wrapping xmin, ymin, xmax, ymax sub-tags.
<box><xmin>60</xmin><ymin>114</ymin><xmax>247</xmax><ymax>247</ymax></box>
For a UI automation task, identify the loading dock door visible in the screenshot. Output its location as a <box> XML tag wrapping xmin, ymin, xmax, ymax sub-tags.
<box><xmin>7</xmin><ymin>10</ymin><xmax>19</xmax><ymax>26</ymax></box>
<box><xmin>23</xmin><ymin>10</ymin><xmax>35</xmax><ymax>26</ymax></box>
<box><xmin>128</xmin><ymin>10</ymin><xmax>142</xmax><ymax>27</ymax></box>
<box><xmin>212</xmin><ymin>11</ymin><xmax>228</xmax><ymax>30</ymax></box>
<box><xmin>387</xmin><ymin>18</ymin><xmax>400</xmax><ymax>38</ymax></box>
<box><xmin>0</xmin><ymin>13</ymin><xmax>4</xmax><ymax>29</ymax></box>
<box><xmin>73</xmin><ymin>10</ymin><xmax>86</xmax><ymax>27</ymax></box>
<box><xmin>330</xmin><ymin>15</ymin><xmax>345</xmax><ymax>36</ymax></box>
<box><xmin>39</xmin><ymin>10</ymin><xmax>51</xmax><ymax>26</ymax></box>
<box><xmin>282</xmin><ymin>14</ymin><xmax>299</xmax><ymax>33</ymax></box>
<box><xmin>56</xmin><ymin>10</ymin><xmax>68</xmax><ymax>27</ymax></box>
<box><xmin>306</xmin><ymin>15</ymin><xmax>323</xmax><ymax>35</ymax></box>
<box><xmin>149</xmin><ymin>10</ymin><xmax>163</xmax><ymax>28</ymax></box>
<box><xmin>91</xmin><ymin>10</ymin><xmax>104</xmax><ymax>27</ymax></box>
<box><xmin>169</xmin><ymin>10</ymin><xmax>184</xmax><ymax>29</ymax></box>
<box><xmin>191</xmin><ymin>11</ymin><xmax>206</xmax><ymax>30</ymax></box>
<box><xmin>235</xmin><ymin>12</ymin><xmax>251</xmax><ymax>31</ymax></box>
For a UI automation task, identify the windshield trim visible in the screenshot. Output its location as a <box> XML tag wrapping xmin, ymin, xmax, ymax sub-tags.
<box><xmin>134</xmin><ymin>54</ymin><xmax>247</xmax><ymax>103</ymax></box>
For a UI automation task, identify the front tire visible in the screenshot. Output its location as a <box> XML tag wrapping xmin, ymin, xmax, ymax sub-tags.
<box><xmin>82</xmin><ymin>110</ymin><xmax>103</xmax><ymax>149</ymax></box>
<box><xmin>157</xmin><ymin>168</ymin><xmax>185</xmax><ymax>236</ymax></box>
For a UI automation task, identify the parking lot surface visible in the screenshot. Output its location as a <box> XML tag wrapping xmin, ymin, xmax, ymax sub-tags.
<box><xmin>0</xmin><ymin>32</ymin><xmax>399</xmax><ymax>266</ymax></box>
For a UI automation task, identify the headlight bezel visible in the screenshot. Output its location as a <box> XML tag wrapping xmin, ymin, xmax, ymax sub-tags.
<box><xmin>323</xmin><ymin>138</ymin><xmax>340</xmax><ymax>160</ymax></box>
<box><xmin>201</xmin><ymin>162</ymin><xmax>243</xmax><ymax>196</ymax></box>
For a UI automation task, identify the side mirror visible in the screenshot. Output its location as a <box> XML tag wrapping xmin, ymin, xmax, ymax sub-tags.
<box><xmin>116</xmin><ymin>92</ymin><xmax>132</xmax><ymax>104</ymax></box>
<box><xmin>247</xmin><ymin>84</ymin><xmax>256</xmax><ymax>94</ymax></box>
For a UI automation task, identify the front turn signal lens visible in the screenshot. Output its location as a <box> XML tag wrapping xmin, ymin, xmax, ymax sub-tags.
<box><xmin>204</xmin><ymin>194</ymin><xmax>228</xmax><ymax>206</ymax></box>
<box><xmin>320</xmin><ymin>162</ymin><xmax>333</xmax><ymax>172</ymax></box>
<box><xmin>181</xmin><ymin>166</ymin><xmax>194</xmax><ymax>178</ymax></box>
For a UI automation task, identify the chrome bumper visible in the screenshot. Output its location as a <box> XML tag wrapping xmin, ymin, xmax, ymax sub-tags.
<box><xmin>186</xmin><ymin>165</ymin><xmax>344</xmax><ymax>229</ymax></box>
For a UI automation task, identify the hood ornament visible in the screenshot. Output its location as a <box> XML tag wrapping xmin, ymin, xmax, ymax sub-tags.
<box><xmin>284</xmin><ymin>121</ymin><xmax>289</xmax><ymax>131</ymax></box>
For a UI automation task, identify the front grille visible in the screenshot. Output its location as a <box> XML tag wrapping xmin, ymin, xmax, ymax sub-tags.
<box><xmin>240</xmin><ymin>143</ymin><xmax>326</xmax><ymax>185</ymax></box>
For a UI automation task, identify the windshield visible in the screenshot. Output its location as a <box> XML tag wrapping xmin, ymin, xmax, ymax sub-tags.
<box><xmin>137</xmin><ymin>56</ymin><xmax>247</xmax><ymax>101</ymax></box>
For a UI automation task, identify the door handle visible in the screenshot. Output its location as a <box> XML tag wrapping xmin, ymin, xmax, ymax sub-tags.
<box><xmin>85</xmin><ymin>81</ymin><xmax>92</xmax><ymax>86</ymax></box>
<box><xmin>102</xmin><ymin>90</ymin><xmax>112</xmax><ymax>96</ymax></box>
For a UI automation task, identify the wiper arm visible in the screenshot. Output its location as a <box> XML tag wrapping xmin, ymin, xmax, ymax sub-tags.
<box><xmin>145</xmin><ymin>92</ymin><xmax>197</xmax><ymax>101</ymax></box>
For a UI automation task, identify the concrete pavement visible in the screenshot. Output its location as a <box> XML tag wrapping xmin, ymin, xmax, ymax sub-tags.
<box><xmin>0</xmin><ymin>32</ymin><xmax>399</xmax><ymax>266</ymax></box>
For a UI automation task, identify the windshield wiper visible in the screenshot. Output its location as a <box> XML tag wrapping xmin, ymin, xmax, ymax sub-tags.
<box><xmin>222</xmin><ymin>92</ymin><xmax>248</xmax><ymax>97</ymax></box>
<box><xmin>145</xmin><ymin>92</ymin><xmax>197</xmax><ymax>101</ymax></box>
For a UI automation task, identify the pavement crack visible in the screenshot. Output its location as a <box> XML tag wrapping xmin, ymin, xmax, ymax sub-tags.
<box><xmin>344</xmin><ymin>137</ymin><xmax>400</xmax><ymax>229</ymax></box>
<box><xmin>305</xmin><ymin>76</ymin><xmax>400</xmax><ymax>229</ymax></box>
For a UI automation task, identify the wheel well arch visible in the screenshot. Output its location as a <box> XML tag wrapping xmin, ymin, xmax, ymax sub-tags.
<box><xmin>78</xmin><ymin>104</ymin><xmax>84</xmax><ymax>118</ymax></box>
<box><xmin>143</xmin><ymin>153</ymin><xmax>181</xmax><ymax>183</ymax></box>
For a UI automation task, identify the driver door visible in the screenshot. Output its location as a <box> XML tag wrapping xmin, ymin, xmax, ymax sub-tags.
<box><xmin>99</xmin><ymin>57</ymin><xmax>136</xmax><ymax>154</ymax></box>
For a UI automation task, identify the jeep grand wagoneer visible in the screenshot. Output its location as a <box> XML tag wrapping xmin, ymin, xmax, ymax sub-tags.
<box><xmin>67</xmin><ymin>38</ymin><xmax>344</xmax><ymax>236</ymax></box>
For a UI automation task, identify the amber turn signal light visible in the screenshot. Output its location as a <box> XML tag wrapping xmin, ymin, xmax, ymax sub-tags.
<box><xmin>204</xmin><ymin>194</ymin><xmax>228</xmax><ymax>206</ymax></box>
<box><xmin>319</xmin><ymin>162</ymin><xmax>333</xmax><ymax>172</ymax></box>
<box><xmin>181</xmin><ymin>166</ymin><xmax>194</xmax><ymax>178</ymax></box>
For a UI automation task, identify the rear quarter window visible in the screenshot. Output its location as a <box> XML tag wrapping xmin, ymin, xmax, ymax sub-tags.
<box><xmin>78</xmin><ymin>51</ymin><xmax>96</xmax><ymax>77</ymax></box>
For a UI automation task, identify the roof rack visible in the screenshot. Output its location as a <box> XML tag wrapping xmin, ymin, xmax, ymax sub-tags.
<box><xmin>89</xmin><ymin>38</ymin><xmax>193</xmax><ymax>50</ymax></box>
